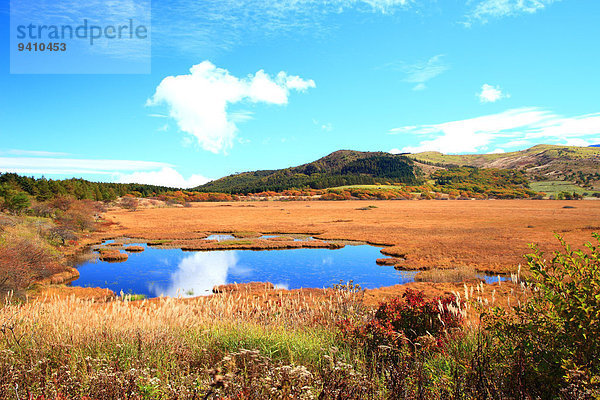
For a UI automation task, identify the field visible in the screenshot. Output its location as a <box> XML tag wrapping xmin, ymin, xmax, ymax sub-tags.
<box><xmin>2</xmin><ymin>199</ymin><xmax>600</xmax><ymax>398</ymax></box>
<box><xmin>101</xmin><ymin>199</ymin><xmax>600</xmax><ymax>274</ymax></box>
<box><xmin>530</xmin><ymin>180</ymin><xmax>600</xmax><ymax>197</ymax></box>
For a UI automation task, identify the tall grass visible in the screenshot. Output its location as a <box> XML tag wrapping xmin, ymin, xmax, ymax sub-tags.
<box><xmin>414</xmin><ymin>265</ymin><xmax>479</xmax><ymax>283</ymax></box>
<box><xmin>0</xmin><ymin>288</ymin><xmax>369</xmax><ymax>398</ymax></box>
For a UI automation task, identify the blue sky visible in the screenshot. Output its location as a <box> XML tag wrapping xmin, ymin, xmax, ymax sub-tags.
<box><xmin>1</xmin><ymin>0</ymin><xmax>599</xmax><ymax>187</ymax></box>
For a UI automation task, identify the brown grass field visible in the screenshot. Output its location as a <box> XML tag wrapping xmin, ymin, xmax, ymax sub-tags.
<box><xmin>99</xmin><ymin>200</ymin><xmax>600</xmax><ymax>275</ymax></box>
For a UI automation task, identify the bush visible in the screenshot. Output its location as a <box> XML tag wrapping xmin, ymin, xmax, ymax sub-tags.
<box><xmin>340</xmin><ymin>289</ymin><xmax>464</xmax><ymax>353</ymax></box>
<box><xmin>0</xmin><ymin>224</ymin><xmax>62</xmax><ymax>293</ymax></box>
<box><xmin>121</xmin><ymin>196</ymin><xmax>139</xmax><ymax>211</ymax></box>
<box><xmin>55</xmin><ymin>199</ymin><xmax>97</xmax><ymax>231</ymax></box>
<box><xmin>48</xmin><ymin>195</ymin><xmax>75</xmax><ymax>212</ymax></box>
<box><xmin>487</xmin><ymin>234</ymin><xmax>600</xmax><ymax>398</ymax></box>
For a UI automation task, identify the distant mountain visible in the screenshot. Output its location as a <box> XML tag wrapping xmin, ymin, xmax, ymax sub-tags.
<box><xmin>408</xmin><ymin>144</ymin><xmax>600</xmax><ymax>181</ymax></box>
<box><xmin>590</xmin><ymin>144</ymin><xmax>600</xmax><ymax>148</ymax></box>
<box><xmin>196</xmin><ymin>150</ymin><xmax>417</xmax><ymax>193</ymax></box>
<box><xmin>196</xmin><ymin>145</ymin><xmax>600</xmax><ymax>195</ymax></box>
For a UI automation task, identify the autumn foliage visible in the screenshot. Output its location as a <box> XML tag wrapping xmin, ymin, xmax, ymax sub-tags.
<box><xmin>0</xmin><ymin>224</ymin><xmax>62</xmax><ymax>293</ymax></box>
<box><xmin>339</xmin><ymin>289</ymin><xmax>464</xmax><ymax>352</ymax></box>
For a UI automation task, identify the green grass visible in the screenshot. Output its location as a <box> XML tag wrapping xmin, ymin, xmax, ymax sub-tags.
<box><xmin>217</xmin><ymin>239</ymin><xmax>253</xmax><ymax>246</ymax></box>
<box><xmin>120</xmin><ymin>293</ymin><xmax>147</xmax><ymax>301</ymax></box>
<box><xmin>529</xmin><ymin>180</ymin><xmax>600</xmax><ymax>197</ymax></box>
<box><xmin>201</xmin><ymin>323</ymin><xmax>343</xmax><ymax>365</ymax></box>
<box><xmin>409</xmin><ymin>151</ymin><xmax>510</xmax><ymax>166</ymax></box>
<box><xmin>147</xmin><ymin>239</ymin><xmax>172</xmax><ymax>245</ymax></box>
<box><xmin>232</xmin><ymin>231</ymin><xmax>260</xmax><ymax>238</ymax></box>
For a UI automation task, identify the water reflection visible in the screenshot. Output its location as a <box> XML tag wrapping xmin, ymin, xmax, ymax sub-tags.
<box><xmin>73</xmin><ymin>243</ymin><xmax>417</xmax><ymax>298</ymax></box>
<box><xmin>151</xmin><ymin>251</ymin><xmax>239</xmax><ymax>297</ymax></box>
<box><xmin>205</xmin><ymin>234</ymin><xmax>236</xmax><ymax>241</ymax></box>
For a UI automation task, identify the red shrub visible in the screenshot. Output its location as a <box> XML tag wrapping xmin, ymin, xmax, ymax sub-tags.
<box><xmin>339</xmin><ymin>289</ymin><xmax>463</xmax><ymax>351</ymax></box>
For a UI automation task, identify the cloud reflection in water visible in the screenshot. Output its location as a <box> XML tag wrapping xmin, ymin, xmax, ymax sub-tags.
<box><xmin>151</xmin><ymin>251</ymin><xmax>240</xmax><ymax>297</ymax></box>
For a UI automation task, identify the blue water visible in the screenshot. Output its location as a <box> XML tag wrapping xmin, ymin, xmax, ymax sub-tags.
<box><xmin>72</xmin><ymin>241</ymin><xmax>417</xmax><ymax>298</ymax></box>
<box><xmin>205</xmin><ymin>234</ymin><xmax>236</xmax><ymax>241</ymax></box>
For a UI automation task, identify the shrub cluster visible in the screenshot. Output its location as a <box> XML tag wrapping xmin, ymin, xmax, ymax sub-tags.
<box><xmin>0</xmin><ymin>195</ymin><xmax>102</xmax><ymax>294</ymax></box>
<box><xmin>0</xmin><ymin>224</ymin><xmax>62</xmax><ymax>294</ymax></box>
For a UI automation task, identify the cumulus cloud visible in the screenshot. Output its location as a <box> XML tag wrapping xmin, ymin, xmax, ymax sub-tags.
<box><xmin>116</xmin><ymin>167</ymin><xmax>211</xmax><ymax>189</ymax></box>
<box><xmin>478</xmin><ymin>84</ymin><xmax>509</xmax><ymax>103</ymax></box>
<box><xmin>147</xmin><ymin>61</ymin><xmax>315</xmax><ymax>154</ymax></box>
<box><xmin>467</xmin><ymin>0</ymin><xmax>560</xmax><ymax>23</ymax></box>
<box><xmin>389</xmin><ymin>107</ymin><xmax>600</xmax><ymax>154</ymax></box>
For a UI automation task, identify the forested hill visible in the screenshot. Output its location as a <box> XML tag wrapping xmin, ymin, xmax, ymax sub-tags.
<box><xmin>195</xmin><ymin>150</ymin><xmax>418</xmax><ymax>194</ymax></box>
<box><xmin>0</xmin><ymin>173</ymin><xmax>177</xmax><ymax>201</ymax></box>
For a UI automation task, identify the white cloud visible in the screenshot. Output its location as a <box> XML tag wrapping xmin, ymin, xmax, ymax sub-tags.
<box><xmin>152</xmin><ymin>0</ymin><xmax>414</xmax><ymax>54</ymax></box>
<box><xmin>0</xmin><ymin>149</ymin><xmax>70</xmax><ymax>157</ymax></box>
<box><xmin>313</xmin><ymin>119</ymin><xmax>333</xmax><ymax>132</ymax></box>
<box><xmin>412</xmin><ymin>83</ymin><xmax>427</xmax><ymax>91</ymax></box>
<box><xmin>0</xmin><ymin>155</ymin><xmax>211</xmax><ymax>189</ymax></box>
<box><xmin>478</xmin><ymin>84</ymin><xmax>509</xmax><ymax>103</ymax></box>
<box><xmin>467</xmin><ymin>0</ymin><xmax>560</xmax><ymax>23</ymax></box>
<box><xmin>230</xmin><ymin>111</ymin><xmax>254</xmax><ymax>123</ymax></box>
<box><xmin>389</xmin><ymin>107</ymin><xmax>600</xmax><ymax>154</ymax></box>
<box><xmin>321</xmin><ymin>123</ymin><xmax>334</xmax><ymax>132</ymax></box>
<box><xmin>0</xmin><ymin>157</ymin><xmax>169</xmax><ymax>175</ymax></box>
<box><xmin>147</xmin><ymin>61</ymin><xmax>315</xmax><ymax>154</ymax></box>
<box><xmin>504</xmin><ymin>139</ymin><xmax>531</xmax><ymax>148</ymax></box>
<box><xmin>116</xmin><ymin>167</ymin><xmax>211</xmax><ymax>189</ymax></box>
<box><xmin>383</xmin><ymin>54</ymin><xmax>449</xmax><ymax>91</ymax></box>
<box><xmin>564</xmin><ymin>138</ymin><xmax>591</xmax><ymax>147</ymax></box>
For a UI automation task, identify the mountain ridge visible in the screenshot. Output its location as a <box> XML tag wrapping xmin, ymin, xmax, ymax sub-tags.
<box><xmin>196</xmin><ymin>150</ymin><xmax>418</xmax><ymax>193</ymax></box>
<box><xmin>196</xmin><ymin>144</ymin><xmax>600</xmax><ymax>194</ymax></box>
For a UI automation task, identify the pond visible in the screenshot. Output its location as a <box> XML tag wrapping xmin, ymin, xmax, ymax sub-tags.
<box><xmin>71</xmin><ymin>238</ymin><xmax>506</xmax><ymax>298</ymax></box>
<box><xmin>72</xmin><ymin>240</ymin><xmax>416</xmax><ymax>298</ymax></box>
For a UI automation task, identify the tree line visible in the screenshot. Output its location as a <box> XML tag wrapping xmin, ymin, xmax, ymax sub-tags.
<box><xmin>0</xmin><ymin>173</ymin><xmax>178</xmax><ymax>203</ymax></box>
